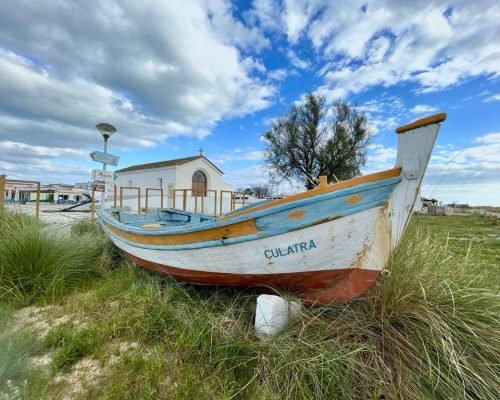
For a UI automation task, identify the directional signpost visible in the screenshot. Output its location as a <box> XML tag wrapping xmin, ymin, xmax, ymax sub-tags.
<box><xmin>92</xmin><ymin>169</ymin><xmax>117</xmax><ymax>194</ymax></box>
<box><xmin>89</xmin><ymin>151</ymin><xmax>119</xmax><ymax>166</ymax></box>
<box><xmin>90</xmin><ymin>122</ymin><xmax>118</xmax><ymax>215</ymax></box>
<box><xmin>93</xmin><ymin>180</ymin><xmax>106</xmax><ymax>192</ymax></box>
<box><xmin>92</xmin><ymin>169</ymin><xmax>118</xmax><ymax>182</ymax></box>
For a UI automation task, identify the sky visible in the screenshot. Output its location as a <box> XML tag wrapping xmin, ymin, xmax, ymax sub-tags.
<box><xmin>0</xmin><ymin>0</ymin><xmax>499</xmax><ymax>205</ymax></box>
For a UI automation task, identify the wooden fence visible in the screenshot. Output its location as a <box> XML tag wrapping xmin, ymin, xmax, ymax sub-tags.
<box><xmin>112</xmin><ymin>186</ymin><xmax>241</xmax><ymax>216</ymax></box>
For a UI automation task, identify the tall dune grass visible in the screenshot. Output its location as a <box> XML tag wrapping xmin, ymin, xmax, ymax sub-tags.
<box><xmin>54</xmin><ymin>222</ymin><xmax>497</xmax><ymax>399</ymax></box>
<box><xmin>1</xmin><ymin>212</ymin><xmax>498</xmax><ymax>398</ymax></box>
<box><xmin>111</xmin><ymin>225</ymin><xmax>498</xmax><ymax>399</ymax></box>
<box><xmin>0</xmin><ymin>212</ymin><xmax>120</xmax><ymax>305</ymax></box>
<box><xmin>254</xmin><ymin>227</ymin><xmax>499</xmax><ymax>399</ymax></box>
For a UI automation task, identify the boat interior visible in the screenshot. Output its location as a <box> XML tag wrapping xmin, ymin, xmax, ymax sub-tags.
<box><xmin>108</xmin><ymin>208</ymin><xmax>216</xmax><ymax>229</ymax></box>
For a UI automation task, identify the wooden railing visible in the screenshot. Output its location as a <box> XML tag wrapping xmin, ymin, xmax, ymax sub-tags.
<box><xmin>113</xmin><ymin>186</ymin><xmax>237</xmax><ymax>216</ymax></box>
<box><xmin>120</xmin><ymin>187</ymin><xmax>141</xmax><ymax>214</ymax></box>
<box><xmin>145</xmin><ymin>188</ymin><xmax>163</xmax><ymax>211</ymax></box>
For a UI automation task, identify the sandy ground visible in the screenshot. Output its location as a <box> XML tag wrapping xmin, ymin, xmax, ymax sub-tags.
<box><xmin>8</xmin><ymin>305</ymin><xmax>140</xmax><ymax>399</ymax></box>
<box><xmin>6</xmin><ymin>203</ymin><xmax>92</xmax><ymax>224</ymax></box>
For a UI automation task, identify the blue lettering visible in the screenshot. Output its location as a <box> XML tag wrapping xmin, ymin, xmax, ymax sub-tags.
<box><xmin>264</xmin><ymin>240</ymin><xmax>318</xmax><ymax>259</ymax></box>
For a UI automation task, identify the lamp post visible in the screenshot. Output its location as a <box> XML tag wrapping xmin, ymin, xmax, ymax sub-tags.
<box><xmin>96</xmin><ymin>123</ymin><xmax>117</xmax><ymax>207</ymax></box>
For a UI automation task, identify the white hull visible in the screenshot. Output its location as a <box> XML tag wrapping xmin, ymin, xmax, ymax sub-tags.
<box><xmin>104</xmin><ymin>206</ymin><xmax>387</xmax><ymax>275</ymax></box>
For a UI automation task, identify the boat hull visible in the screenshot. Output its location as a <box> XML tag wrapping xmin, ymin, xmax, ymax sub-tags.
<box><xmin>99</xmin><ymin>113</ymin><xmax>446</xmax><ymax>304</ymax></box>
<box><xmin>125</xmin><ymin>252</ymin><xmax>381</xmax><ymax>303</ymax></box>
<box><xmin>102</xmin><ymin>205</ymin><xmax>391</xmax><ymax>303</ymax></box>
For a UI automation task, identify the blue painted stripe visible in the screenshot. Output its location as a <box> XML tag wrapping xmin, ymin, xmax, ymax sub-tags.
<box><xmin>98</xmin><ymin>176</ymin><xmax>401</xmax><ymax>238</ymax></box>
<box><xmin>100</xmin><ymin>195</ymin><xmax>391</xmax><ymax>251</ymax></box>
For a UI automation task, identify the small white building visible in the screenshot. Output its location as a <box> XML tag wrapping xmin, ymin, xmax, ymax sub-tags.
<box><xmin>113</xmin><ymin>155</ymin><xmax>234</xmax><ymax>214</ymax></box>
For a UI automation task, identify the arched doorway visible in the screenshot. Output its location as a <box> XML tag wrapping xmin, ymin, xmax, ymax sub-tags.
<box><xmin>192</xmin><ymin>170</ymin><xmax>206</xmax><ymax>196</ymax></box>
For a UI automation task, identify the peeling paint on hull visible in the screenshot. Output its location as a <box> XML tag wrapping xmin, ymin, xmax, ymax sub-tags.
<box><xmin>99</xmin><ymin>114</ymin><xmax>446</xmax><ymax>304</ymax></box>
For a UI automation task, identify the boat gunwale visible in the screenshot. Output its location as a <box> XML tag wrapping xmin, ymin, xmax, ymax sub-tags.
<box><xmin>98</xmin><ymin>171</ymin><xmax>402</xmax><ymax>239</ymax></box>
<box><xmin>100</xmin><ymin>196</ymin><xmax>391</xmax><ymax>250</ymax></box>
<box><xmin>217</xmin><ymin>167</ymin><xmax>401</xmax><ymax>221</ymax></box>
<box><xmin>98</xmin><ymin>171</ymin><xmax>402</xmax><ymax>236</ymax></box>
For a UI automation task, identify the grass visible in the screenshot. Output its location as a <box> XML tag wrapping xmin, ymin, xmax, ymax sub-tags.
<box><xmin>0</xmin><ymin>213</ymin><xmax>121</xmax><ymax>305</ymax></box>
<box><xmin>0</xmin><ymin>212</ymin><xmax>499</xmax><ymax>399</ymax></box>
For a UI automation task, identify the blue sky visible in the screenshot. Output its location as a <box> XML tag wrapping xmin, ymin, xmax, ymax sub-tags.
<box><xmin>0</xmin><ymin>0</ymin><xmax>499</xmax><ymax>205</ymax></box>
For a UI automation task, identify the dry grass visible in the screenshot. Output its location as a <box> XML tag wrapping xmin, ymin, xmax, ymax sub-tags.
<box><xmin>0</xmin><ymin>213</ymin><xmax>499</xmax><ymax>399</ymax></box>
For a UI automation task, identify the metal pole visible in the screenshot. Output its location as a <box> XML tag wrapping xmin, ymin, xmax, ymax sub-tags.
<box><xmin>101</xmin><ymin>138</ymin><xmax>108</xmax><ymax>208</ymax></box>
<box><xmin>91</xmin><ymin>184</ymin><xmax>95</xmax><ymax>221</ymax></box>
<box><xmin>0</xmin><ymin>175</ymin><xmax>6</xmax><ymax>215</ymax></box>
<box><xmin>35</xmin><ymin>182</ymin><xmax>40</xmax><ymax>219</ymax></box>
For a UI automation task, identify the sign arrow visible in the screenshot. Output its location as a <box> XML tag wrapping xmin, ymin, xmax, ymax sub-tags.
<box><xmin>89</xmin><ymin>151</ymin><xmax>119</xmax><ymax>166</ymax></box>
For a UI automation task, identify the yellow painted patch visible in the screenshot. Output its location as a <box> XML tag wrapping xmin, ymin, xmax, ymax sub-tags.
<box><xmin>105</xmin><ymin>219</ymin><xmax>260</xmax><ymax>245</ymax></box>
<box><xmin>396</xmin><ymin>112</ymin><xmax>447</xmax><ymax>133</ymax></box>
<box><xmin>345</xmin><ymin>194</ymin><xmax>364</xmax><ymax>205</ymax></box>
<box><xmin>288</xmin><ymin>210</ymin><xmax>308</xmax><ymax>219</ymax></box>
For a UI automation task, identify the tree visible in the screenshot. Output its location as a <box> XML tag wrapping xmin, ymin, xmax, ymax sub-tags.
<box><xmin>249</xmin><ymin>183</ymin><xmax>273</xmax><ymax>199</ymax></box>
<box><xmin>236</xmin><ymin>183</ymin><xmax>274</xmax><ymax>199</ymax></box>
<box><xmin>263</xmin><ymin>93</ymin><xmax>371</xmax><ymax>190</ymax></box>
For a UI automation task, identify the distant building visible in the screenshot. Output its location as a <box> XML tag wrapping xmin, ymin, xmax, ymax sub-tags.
<box><xmin>4</xmin><ymin>183</ymin><xmax>87</xmax><ymax>203</ymax></box>
<box><xmin>74</xmin><ymin>182</ymin><xmax>93</xmax><ymax>190</ymax></box>
<box><xmin>421</xmin><ymin>197</ymin><xmax>438</xmax><ymax>207</ymax></box>
<box><xmin>115</xmin><ymin>155</ymin><xmax>233</xmax><ymax>195</ymax></box>
<box><xmin>448</xmin><ymin>203</ymin><xmax>470</xmax><ymax>213</ymax></box>
<box><xmin>114</xmin><ymin>155</ymin><xmax>234</xmax><ymax>213</ymax></box>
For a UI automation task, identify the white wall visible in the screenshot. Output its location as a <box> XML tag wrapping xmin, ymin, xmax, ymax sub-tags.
<box><xmin>115</xmin><ymin>166</ymin><xmax>176</xmax><ymax>197</ymax></box>
<box><xmin>112</xmin><ymin>158</ymin><xmax>235</xmax><ymax>214</ymax></box>
<box><xmin>174</xmin><ymin>158</ymin><xmax>234</xmax><ymax>193</ymax></box>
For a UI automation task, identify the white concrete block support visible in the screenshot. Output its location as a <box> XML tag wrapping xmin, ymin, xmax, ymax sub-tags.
<box><xmin>255</xmin><ymin>294</ymin><xmax>301</xmax><ymax>339</ymax></box>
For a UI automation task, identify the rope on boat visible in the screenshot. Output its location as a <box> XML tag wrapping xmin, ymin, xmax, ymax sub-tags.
<box><xmin>425</xmin><ymin>148</ymin><xmax>467</xmax><ymax>198</ymax></box>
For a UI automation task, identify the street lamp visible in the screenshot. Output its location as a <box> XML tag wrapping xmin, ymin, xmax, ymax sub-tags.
<box><xmin>96</xmin><ymin>122</ymin><xmax>117</xmax><ymax>207</ymax></box>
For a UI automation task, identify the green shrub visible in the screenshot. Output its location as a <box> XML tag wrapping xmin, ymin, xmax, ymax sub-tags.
<box><xmin>0</xmin><ymin>212</ymin><xmax>121</xmax><ymax>305</ymax></box>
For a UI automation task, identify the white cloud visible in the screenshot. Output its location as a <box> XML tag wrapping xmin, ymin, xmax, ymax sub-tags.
<box><xmin>248</xmin><ymin>0</ymin><xmax>283</xmax><ymax>31</ymax></box>
<box><xmin>212</xmin><ymin>148</ymin><xmax>264</xmax><ymax>164</ymax></box>
<box><xmin>287</xmin><ymin>49</ymin><xmax>311</xmax><ymax>70</ymax></box>
<box><xmin>366</xmin><ymin>144</ymin><xmax>397</xmax><ymax>167</ymax></box>
<box><xmin>280</xmin><ymin>1</ymin><xmax>500</xmax><ymax>98</ymax></box>
<box><xmin>409</xmin><ymin>104</ymin><xmax>438</xmax><ymax>115</ymax></box>
<box><xmin>0</xmin><ymin>141</ymin><xmax>85</xmax><ymax>159</ymax></box>
<box><xmin>0</xmin><ymin>1</ymin><xmax>277</xmax><ymax>138</ymax></box>
<box><xmin>0</xmin><ymin>0</ymin><xmax>279</xmax><ymax>182</ymax></box>
<box><xmin>363</xmin><ymin>132</ymin><xmax>500</xmax><ymax>205</ymax></box>
<box><xmin>223</xmin><ymin>164</ymin><xmax>269</xmax><ymax>186</ymax></box>
<box><xmin>422</xmin><ymin>132</ymin><xmax>500</xmax><ymax>205</ymax></box>
<box><xmin>473</xmin><ymin>132</ymin><xmax>500</xmax><ymax>145</ymax></box>
<box><xmin>484</xmin><ymin>93</ymin><xmax>500</xmax><ymax>102</ymax></box>
<box><xmin>268</xmin><ymin>68</ymin><xmax>289</xmax><ymax>81</ymax></box>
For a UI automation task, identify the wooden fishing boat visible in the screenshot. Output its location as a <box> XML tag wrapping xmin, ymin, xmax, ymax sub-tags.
<box><xmin>98</xmin><ymin>113</ymin><xmax>446</xmax><ymax>304</ymax></box>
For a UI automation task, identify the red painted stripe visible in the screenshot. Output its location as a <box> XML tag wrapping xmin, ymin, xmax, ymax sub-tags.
<box><xmin>125</xmin><ymin>252</ymin><xmax>380</xmax><ymax>304</ymax></box>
